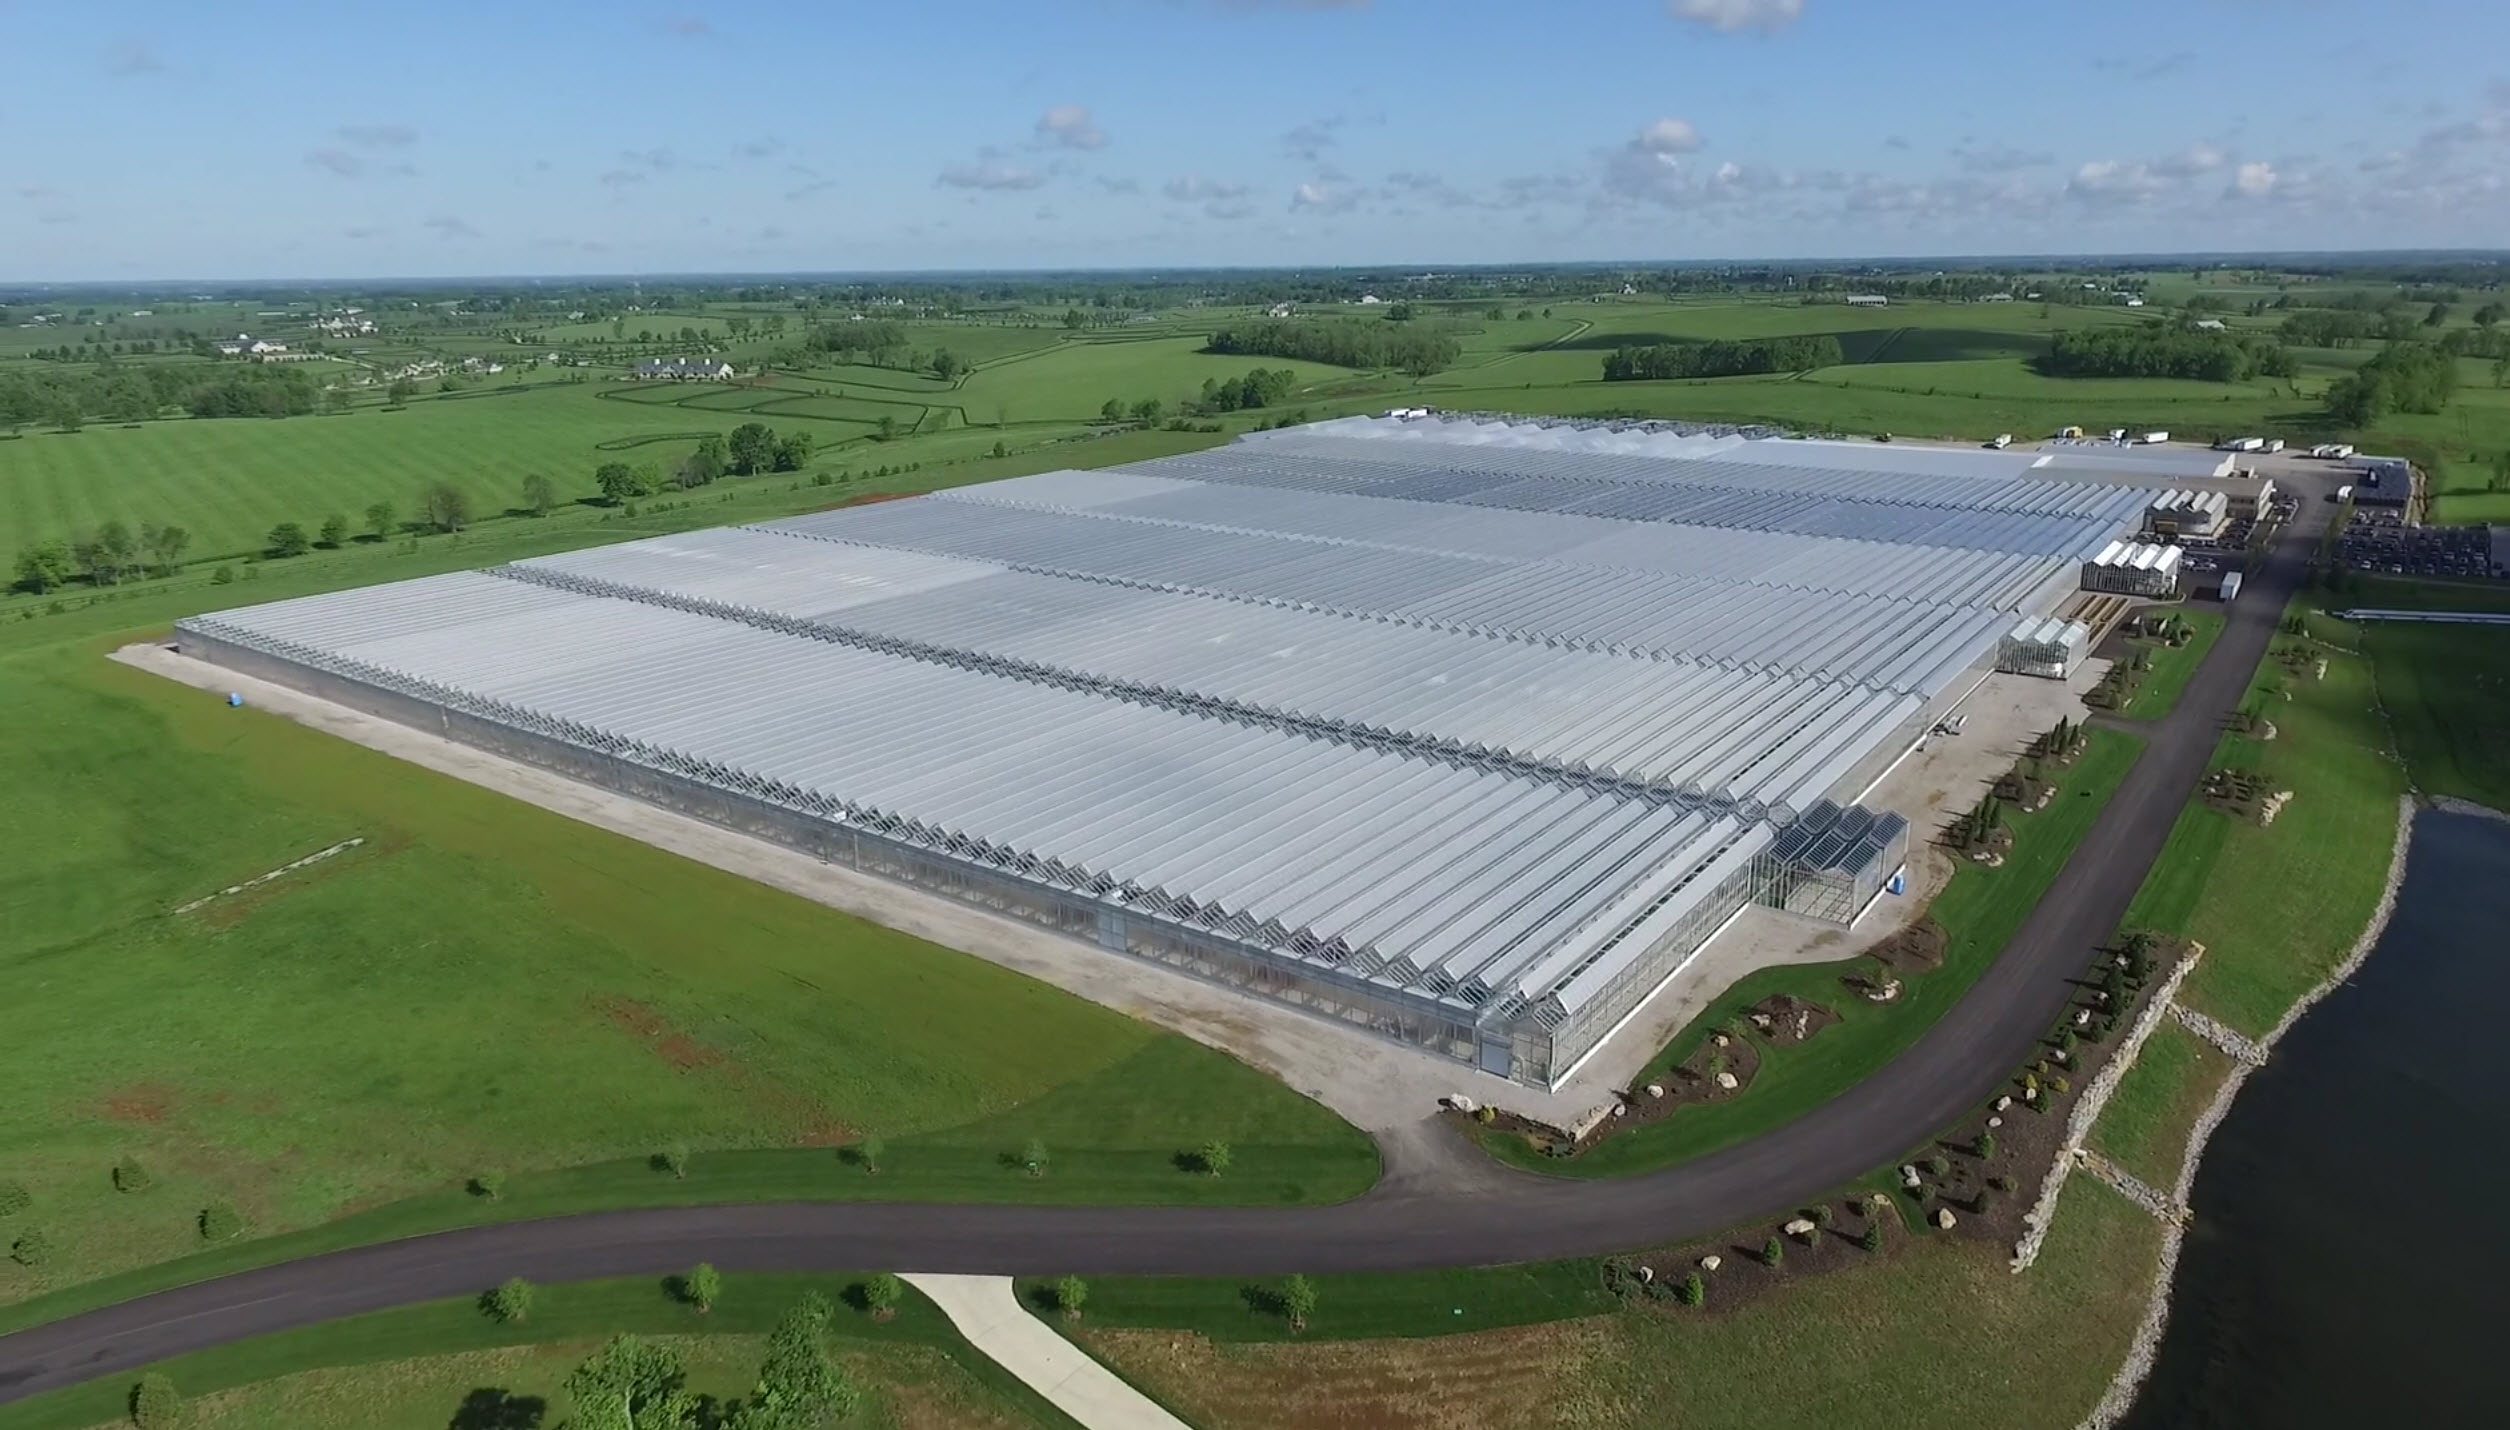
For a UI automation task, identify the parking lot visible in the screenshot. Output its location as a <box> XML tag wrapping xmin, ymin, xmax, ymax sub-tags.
<box><xmin>2337</xmin><ymin>509</ymin><xmax>2501</xmax><ymax>580</ymax></box>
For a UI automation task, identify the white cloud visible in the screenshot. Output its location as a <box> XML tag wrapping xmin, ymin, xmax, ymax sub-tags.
<box><xmin>2065</xmin><ymin>158</ymin><xmax>2169</xmax><ymax>203</ymax></box>
<box><xmin>1036</xmin><ymin>105</ymin><xmax>1109</xmax><ymax>151</ymax></box>
<box><xmin>1290</xmin><ymin>180</ymin><xmax>1359</xmax><ymax>214</ymax></box>
<box><xmin>1638</xmin><ymin>117</ymin><xmax>1703</xmax><ymax>154</ymax></box>
<box><xmin>1163</xmin><ymin>175</ymin><xmax>1249</xmax><ymax>202</ymax></box>
<box><xmin>2155</xmin><ymin>142</ymin><xmax>2227</xmax><ymax>177</ymax></box>
<box><xmin>1667</xmin><ymin>0</ymin><xmax>1804</xmax><ymax>35</ymax></box>
<box><xmin>938</xmin><ymin>162</ymin><xmax>1046</xmax><ymax>191</ymax></box>
<box><xmin>2228</xmin><ymin>161</ymin><xmax>2278</xmax><ymax>198</ymax></box>
<box><xmin>421</xmin><ymin>215</ymin><xmax>479</xmax><ymax>240</ymax></box>
<box><xmin>1283</xmin><ymin>118</ymin><xmax>1343</xmax><ymax>162</ymax></box>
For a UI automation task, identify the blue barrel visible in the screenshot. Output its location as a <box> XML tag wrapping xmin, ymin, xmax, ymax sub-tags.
<box><xmin>227</xmin><ymin>692</ymin><xmax>244</xmax><ymax>708</ymax></box>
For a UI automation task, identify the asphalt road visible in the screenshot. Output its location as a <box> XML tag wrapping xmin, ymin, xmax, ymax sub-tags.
<box><xmin>0</xmin><ymin>486</ymin><xmax>2331</xmax><ymax>1404</ymax></box>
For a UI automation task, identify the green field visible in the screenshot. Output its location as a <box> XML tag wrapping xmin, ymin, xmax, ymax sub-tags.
<box><xmin>2119</xmin><ymin>611</ymin><xmax>2227</xmax><ymax>720</ymax></box>
<box><xmin>0</xmin><ymin>583</ymin><xmax>1373</xmax><ymax>1313</ymax></box>
<box><xmin>2124</xmin><ymin>625</ymin><xmax>2409</xmax><ymax>1035</ymax></box>
<box><xmin>2360</xmin><ymin>620</ymin><xmax>2510</xmax><ymax>809</ymax></box>
<box><xmin>2081</xmin><ymin>1020</ymin><xmax>2236</xmax><ymax>1190</ymax></box>
<box><xmin>1475</xmin><ymin>728</ymin><xmax>2143</xmax><ymax>1177</ymax></box>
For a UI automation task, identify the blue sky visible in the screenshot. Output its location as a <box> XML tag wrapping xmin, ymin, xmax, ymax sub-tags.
<box><xmin>4</xmin><ymin>0</ymin><xmax>2505</xmax><ymax>280</ymax></box>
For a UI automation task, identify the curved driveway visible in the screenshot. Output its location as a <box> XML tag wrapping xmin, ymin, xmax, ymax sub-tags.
<box><xmin>0</xmin><ymin>489</ymin><xmax>2329</xmax><ymax>1404</ymax></box>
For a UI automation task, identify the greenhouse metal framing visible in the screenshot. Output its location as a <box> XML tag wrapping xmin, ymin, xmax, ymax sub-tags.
<box><xmin>175</xmin><ymin>416</ymin><xmax>2156</xmax><ymax>1087</ymax></box>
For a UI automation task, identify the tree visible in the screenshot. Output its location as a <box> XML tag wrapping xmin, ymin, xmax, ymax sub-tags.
<box><xmin>1860</xmin><ymin>1221</ymin><xmax>1885</xmax><ymax>1252</ymax></box>
<box><xmin>684</xmin><ymin>1262</ymin><xmax>722</xmax><ymax>1314</ymax></box>
<box><xmin>1384</xmin><ymin>302</ymin><xmax>1415</xmax><ymax>322</ymax></box>
<box><xmin>737</xmin><ymin>1295</ymin><xmax>858</xmax><ymax>1429</ymax></box>
<box><xmin>130</xmin><ymin>1372</ymin><xmax>181</xmax><ymax>1429</ymax></box>
<box><xmin>265</xmin><ymin>521</ymin><xmax>312</xmax><ymax>559</ymax></box>
<box><xmin>771</xmin><ymin>431</ymin><xmax>813</xmax><ymax>471</ymax></box>
<box><xmin>1129</xmin><ymin>397</ymin><xmax>1163</xmax><ymax>424</ymax></box>
<box><xmin>1279</xmin><ymin>1274</ymin><xmax>1317</xmax><ymax>1331</ymax></box>
<box><xmin>323</xmin><ymin>385</ymin><xmax>353</xmax><ymax>414</ymax></box>
<box><xmin>317</xmin><ymin>513</ymin><xmax>350</xmax><ymax>548</ymax></box>
<box><xmin>521</xmin><ymin>472</ymin><xmax>558</xmax><ymax>516</ymax></box>
<box><xmin>727</xmin><ymin>422</ymin><xmax>777</xmax><ymax>476</ymax></box>
<box><xmin>876</xmin><ymin>414</ymin><xmax>899</xmax><ymax>441</ymax></box>
<box><xmin>1197</xmin><ymin>1140</ymin><xmax>1231</xmax><ymax>1177</ymax></box>
<box><xmin>487</xmin><ymin>1276</ymin><xmax>535</xmax><ymax>1323</ymax></box>
<box><xmin>2476</xmin><ymin>301</ymin><xmax>2507</xmax><ymax>328</ymax></box>
<box><xmin>595</xmin><ymin>461</ymin><xmax>647</xmax><ymax>504</ymax></box>
<box><xmin>424</xmin><ymin>482</ymin><xmax>471</xmax><ymax>532</ymax></box>
<box><xmin>1099</xmin><ymin>397</ymin><xmax>1125</xmax><ymax>423</ymax></box>
<box><xmin>386</xmin><ymin>377</ymin><xmax>416</xmax><ymax>406</ymax></box>
<box><xmin>854</xmin><ymin>1134</ymin><xmax>884</xmax><ymax>1174</ymax></box>
<box><xmin>9</xmin><ymin>1229</ymin><xmax>49</xmax><ymax>1266</ymax></box>
<box><xmin>1054</xmin><ymin>1275</ymin><xmax>1089</xmax><ymax>1321</ymax></box>
<box><xmin>1762</xmin><ymin>1236</ymin><xmax>1785</xmax><ymax>1268</ymax></box>
<box><xmin>657</xmin><ymin>1145</ymin><xmax>689</xmax><ymax>1179</ymax></box>
<box><xmin>1679</xmin><ymin>1272</ymin><xmax>1706</xmax><ymax>1306</ymax></box>
<box><xmin>15</xmin><ymin>540</ymin><xmax>74</xmax><ymax>593</ymax></box>
<box><xmin>470</xmin><ymin>1171</ymin><xmax>505</xmax><ymax>1200</ymax></box>
<box><xmin>197</xmin><ymin>1202</ymin><xmax>243</xmax><ymax>1242</ymax></box>
<box><xmin>930</xmin><ymin>348</ymin><xmax>965</xmax><ymax>382</ymax></box>
<box><xmin>365</xmin><ymin>500</ymin><xmax>398</xmax><ymax>540</ymax></box>
<box><xmin>676</xmin><ymin>435</ymin><xmax>727</xmax><ymax>488</ymax></box>
<box><xmin>1020</xmin><ymin>1137</ymin><xmax>1049</xmax><ymax>1177</ymax></box>
<box><xmin>861</xmin><ymin>1272</ymin><xmax>902</xmax><ymax>1320</ymax></box>
<box><xmin>565</xmin><ymin>1335</ymin><xmax>698</xmax><ymax>1430</ymax></box>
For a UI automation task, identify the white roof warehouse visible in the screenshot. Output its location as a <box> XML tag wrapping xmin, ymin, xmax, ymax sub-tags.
<box><xmin>177</xmin><ymin>417</ymin><xmax>2164</xmax><ymax>1087</ymax></box>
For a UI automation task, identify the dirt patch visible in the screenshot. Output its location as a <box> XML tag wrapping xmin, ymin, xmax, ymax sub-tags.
<box><xmin>1612</xmin><ymin>1190</ymin><xmax>1912</xmax><ymax>1317</ymax></box>
<box><xmin>593</xmin><ymin>995</ymin><xmax>852</xmax><ymax>1145</ymax></box>
<box><xmin>1860</xmin><ymin>915</ymin><xmax>1948</xmax><ymax>976</ymax></box>
<box><xmin>813</xmin><ymin>490</ymin><xmax>912</xmax><ymax>512</ymax></box>
<box><xmin>1078</xmin><ymin>1319</ymin><xmax>1626</xmax><ymax>1430</ymax></box>
<box><xmin>100</xmin><ymin>1083</ymin><xmax>178</xmax><ymax>1124</ymax></box>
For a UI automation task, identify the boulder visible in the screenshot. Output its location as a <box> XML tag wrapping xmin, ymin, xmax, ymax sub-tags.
<box><xmin>1784</xmin><ymin>1218</ymin><xmax>1817</xmax><ymax>1239</ymax></box>
<box><xmin>1699</xmin><ymin>1255</ymin><xmax>1722</xmax><ymax>1272</ymax></box>
<box><xmin>1638</xmin><ymin>1265</ymin><xmax>1655</xmax><ymax>1284</ymax></box>
<box><xmin>1445</xmin><ymin>1094</ymin><xmax>1479</xmax><ymax>1114</ymax></box>
<box><xmin>1935</xmin><ymin>1208</ymin><xmax>1959</xmax><ymax>1230</ymax></box>
<box><xmin>1986</xmin><ymin>1116</ymin><xmax>2002</xmax><ymax>1129</ymax></box>
<box><xmin>1903</xmin><ymin>1172</ymin><xmax>1924</xmax><ymax>1191</ymax></box>
<box><xmin>1713</xmin><ymin>1033</ymin><xmax>1730</xmax><ymax>1048</ymax></box>
<box><xmin>1994</xmin><ymin>1095</ymin><xmax>2012</xmax><ymax>1112</ymax></box>
<box><xmin>1645</xmin><ymin>1083</ymin><xmax>1665</xmax><ymax>1099</ymax></box>
<box><xmin>1611</xmin><ymin>1104</ymin><xmax>1625</xmax><ymax>1118</ymax></box>
<box><xmin>1715</xmin><ymin>1071</ymin><xmax>1739</xmax><ymax>1090</ymax></box>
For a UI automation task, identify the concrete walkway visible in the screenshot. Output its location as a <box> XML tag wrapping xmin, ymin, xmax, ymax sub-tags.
<box><xmin>904</xmin><ymin>1274</ymin><xmax>1190</xmax><ymax>1430</ymax></box>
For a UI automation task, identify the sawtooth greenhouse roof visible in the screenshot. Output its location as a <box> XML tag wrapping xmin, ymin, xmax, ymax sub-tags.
<box><xmin>177</xmin><ymin>415</ymin><xmax>2164</xmax><ymax>1079</ymax></box>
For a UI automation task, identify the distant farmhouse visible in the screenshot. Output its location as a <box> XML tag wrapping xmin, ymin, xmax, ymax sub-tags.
<box><xmin>635</xmin><ymin>357</ymin><xmax>736</xmax><ymax>381</ymax></box>
<box><xmin>213</xmin><ymin>334</ymin><xmax>313</xmax><ymax>362</ymax></box>
<box><xmin>1845</xmin><ymin>293</ymin><xmax>1889</xmax><ymax>307</ymax></box>
<box><xmin>311</xmin><ymin>316</ymin><xmax>378</xmax><ymax>337</ymax></box>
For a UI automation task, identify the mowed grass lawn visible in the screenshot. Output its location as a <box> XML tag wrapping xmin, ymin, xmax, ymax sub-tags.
<box><xmin>2119</xmin><ymin>610</ymin><xmax>2226</xmax><ymax>721</ymax></box>
<box><xmin>2124</xmin><ymin>619</ymin><xmax>2408</xmax><ymax>1037</ymax></box>
<box><xmin>0</xmin><ymin>620</ymin><xmax>1373</xmax><ymax>1313</ymax></box>
<box><xmin>2360</xmin><ymin>619</ymin><xmax>2510</xmax><ymax>811</ymax></box>
<box><xmin>0</xmin><ymin>1274</ymin><xmax>1067</xmax><ymax>1430</ymax></box>
<box><xmin>1477</xmin><ymin>728</ymin><xmax>2143</xmax><ymax>1177</ymax></box>
<box><xmin>1070</xmin><ymin>1176</ymin><xmax>2163</xmax><ymax>1430</ymax></box>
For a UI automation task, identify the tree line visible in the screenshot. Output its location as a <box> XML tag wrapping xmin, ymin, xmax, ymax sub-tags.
<box><xmin>592</xmin><ymin>423</ymin><xmax>813</xmax><ymax>502</ymax></box>
<box><xmin>2034</xmin><ymin>324</ymin><xmax>2297</xmax><ymax>382</ymax></box>
<box><xmin>1600</xmin><ymin>334</ymin><xmax>1844</xmax><ymax>382</ymax></box>
<box><xmin>2323</xmin><ymin>341</ymin><xmax>2459</xmax><ymax>427</ymax></box>
<box><xmin>1203</xmin><ymin>319</ymin><xmax>1460</xmax><ymax>376</ymax></box>
<box><xmin>0</xmin><ymin>363</ymin><xmax>323</xmax><ymax>430</ymax></box>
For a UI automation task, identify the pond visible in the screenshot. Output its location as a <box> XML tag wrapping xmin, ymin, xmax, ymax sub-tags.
<box><xmin>2124</xmin><ymin>808</ymin><xmax>2510</xmax><ymax>1427</ymax></box>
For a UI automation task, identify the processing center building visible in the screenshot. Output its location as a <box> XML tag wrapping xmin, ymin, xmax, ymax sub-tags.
<box><xmin>176</xmin><ymin>416</ymin><xmax>2163</xmax><ymax>1087</ymax></box>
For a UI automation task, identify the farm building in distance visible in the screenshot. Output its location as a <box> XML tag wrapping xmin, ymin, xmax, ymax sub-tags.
<box><xmin>174</xmin><ymin>416</ymin><xmax>2187</xmax><ymax>1088</ymax></box>
<box><xmin>633</xmin><ymin>357</ymin><xmax>735</xmax><ymax>381</ymax></box>
<box><xmin>2081</xmin><ymin>539</ymin><xmax>2184</xmax><ymax>597</ymax></box>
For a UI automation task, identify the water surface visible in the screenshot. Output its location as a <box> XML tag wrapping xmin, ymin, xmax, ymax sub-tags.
<box><xmin>2125</xmin><ymin>809</ymin><xmax>2510</xmax><ymax>1427</ymax></box>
